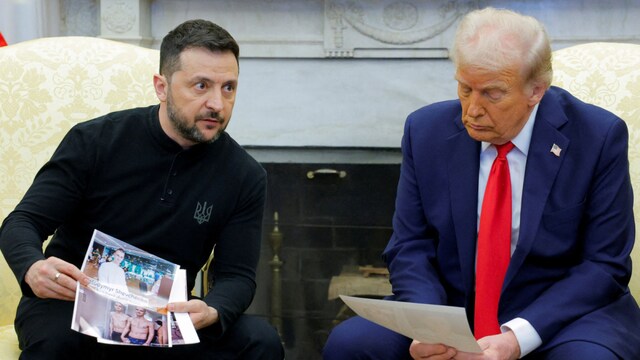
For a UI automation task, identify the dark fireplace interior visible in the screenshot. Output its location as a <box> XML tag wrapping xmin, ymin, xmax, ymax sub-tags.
<box><xmin>226</xmin><ymin>148</ymin><xmax>402</xmax><ymax>360</ymax></box>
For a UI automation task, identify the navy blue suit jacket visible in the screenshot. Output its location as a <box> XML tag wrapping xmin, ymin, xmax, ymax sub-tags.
<box><xmin>383</xmin><ymin>86</ymin><xmax>640</xmax><ymax>357</ymax></box>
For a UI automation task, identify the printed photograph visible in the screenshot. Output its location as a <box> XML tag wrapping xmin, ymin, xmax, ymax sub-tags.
<box><xmin>72</xmin><ymin>286</ymin><xmax>170</xmax><ymax>347</ymax></box>
<box><xmin>81</xmin><ymin>230</ymin><xmax>178</xmax><ymax>308</ymax></box>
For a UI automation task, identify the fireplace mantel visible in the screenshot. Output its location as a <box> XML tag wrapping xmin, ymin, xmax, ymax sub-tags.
<box><xmin>87</xmin><ymin>0</ymin><xmax>640</xmax><ymax>149</ymax></box>
<box><xmin>98</xmin><ymin>0</ymin><xmax>640</xmax><ymax>58</ymax></box>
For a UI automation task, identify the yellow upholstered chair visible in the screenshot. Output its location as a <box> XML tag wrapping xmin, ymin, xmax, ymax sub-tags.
<box><xmin>0</xmin><ymin>36</ymin><xmax>159</xmax><ymax>358</ymax></box>
<box><xmin>552</xmin><ymin>42</ymin><xmax>640</xmax><ymax>300</ymax></box>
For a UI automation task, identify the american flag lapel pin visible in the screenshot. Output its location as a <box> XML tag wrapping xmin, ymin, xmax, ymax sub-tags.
<box><xmin>550</xmin><ymin>143</ymin><xmax>562</xmax><ymax>157</ymax></box>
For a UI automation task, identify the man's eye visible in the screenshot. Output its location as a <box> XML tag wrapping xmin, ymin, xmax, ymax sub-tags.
<box><xmin>223</xmin><ymin>84</ymin><xmax>235</xmax><ymax>92</ymax></box>
<box><xmin>195</xmin><ymin>82</ymin><xmax>206</xmax><ymax>90</ymax></box>
<box><xmin>486</xmin><ymin>89</ymin><xmax>504</xmax><ymax>100</ymax></box>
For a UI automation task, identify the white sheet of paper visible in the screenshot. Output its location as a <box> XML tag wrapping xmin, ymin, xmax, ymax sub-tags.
<box><xmin>169</xmin><ymin>269</ymin><xmax>200</xmax><ymax>345</ymax></box>
<box><xmin>340</xmin><ymin>295</ymin><xmax>482</xmax><ymax>353</ymax></box>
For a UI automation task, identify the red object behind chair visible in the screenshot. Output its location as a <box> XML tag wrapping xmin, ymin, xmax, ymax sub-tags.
<box><xmin>0</xmin><ymin>33</ymin><xmax>7</xmax><ymax>47</ymax></box>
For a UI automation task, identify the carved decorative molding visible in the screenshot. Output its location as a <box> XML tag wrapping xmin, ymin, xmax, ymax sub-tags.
<box><xmin>98</xmin><ymin>0</ymin><xmax>152</xmax><ymax>47</ymax></box>
<box><xmin>66</xmin><ymin>0</ymin><xmax>638</xmax><ymax>58</ymax></box>
<box><xmin>102</xmin><ymin>0</ymin><xmax>136</xmax><ymax>34</ymax></box>
<box><xmin>325</xmin><ymin>0</ymin><xmax>477</xmax><ymax>58</ymax></box>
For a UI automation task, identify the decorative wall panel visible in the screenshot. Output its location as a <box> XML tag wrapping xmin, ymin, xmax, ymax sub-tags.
<box><xmin>324</xmin><ymin>0</ymin><xmax>477</xmax><ymax>58</ymax></box>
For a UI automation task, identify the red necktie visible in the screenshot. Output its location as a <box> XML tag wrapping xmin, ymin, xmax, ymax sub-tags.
<box><xmin>474</xmin><ymin>141</ymin><xmax>515</xmax><ymax>339</ymax></box>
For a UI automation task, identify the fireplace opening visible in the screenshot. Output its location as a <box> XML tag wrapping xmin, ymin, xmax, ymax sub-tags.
<box><xmin>226</xmin><ymin>147</ymin><xmax>402</xmax><ymax>359</ymax></box>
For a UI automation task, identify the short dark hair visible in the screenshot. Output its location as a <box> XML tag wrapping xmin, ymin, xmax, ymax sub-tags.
<box><xmin>159</xmin><ymin>19</ymin><xmax>239</xmax><ymax>78</ymax></box>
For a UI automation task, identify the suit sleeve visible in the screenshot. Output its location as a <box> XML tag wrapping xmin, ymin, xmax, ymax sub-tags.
<box><xmin>383</xmin><ymin>114</ymin><xmax>449</xmax><ymax>305</ymax></box>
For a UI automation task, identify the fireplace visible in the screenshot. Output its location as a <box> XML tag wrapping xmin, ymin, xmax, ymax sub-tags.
<box><xmin>238</xmin><ymin>147</ymin><xmax>401</xmax><ymax>359</ymax></box>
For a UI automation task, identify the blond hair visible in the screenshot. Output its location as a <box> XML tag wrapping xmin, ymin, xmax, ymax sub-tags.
<box><xmin>451</xmin><ymin>7</ymin><xmax>553</xmax><ymax>88</ymax></box>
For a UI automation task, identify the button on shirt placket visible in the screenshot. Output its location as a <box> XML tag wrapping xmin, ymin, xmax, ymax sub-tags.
<box><xmin>161</xmin><ymin>153</ymin><xmax>182</xmax><ymax>203</ymax></box>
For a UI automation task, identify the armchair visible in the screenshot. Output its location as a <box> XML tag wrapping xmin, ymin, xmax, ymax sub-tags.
<box><xmin>0</xmin><ymin>36</ymin><xmax>160</xmax><ymax>358</ymax></box>
<box><xmin>551</xmin><ymin>42</ymin><xmax>640</xmax><ymax>300</ymax></box>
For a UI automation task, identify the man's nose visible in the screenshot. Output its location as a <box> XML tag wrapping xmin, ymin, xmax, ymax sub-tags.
<box><xmin>466</xmin><ymin>92</ymin><xmax>485</xmax><ymax>117</ymax></box>
<box><xmin>205</xmin><ymin>90</ymin><xmax>224</xmax><ymax>112</ymax></box>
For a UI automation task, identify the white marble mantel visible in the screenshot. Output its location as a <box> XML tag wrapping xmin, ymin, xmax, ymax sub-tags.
<box><xmin>98</xmin><ymin>0</ymin><xmax>640</xmax><ymax>57</ymax></box>
<box><xmin>81</xmin><ymin>0</ymin><xmax>640</xmax><ymax>148</ymax></box>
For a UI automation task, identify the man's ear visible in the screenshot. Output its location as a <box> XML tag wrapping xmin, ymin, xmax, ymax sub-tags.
<box><xmin>153</xmin><ymin>74</ymin><xmax>168</xmax><ymax>102</ymax></box>
<box><xmin>528</xmin><ymin>82</ymin><xmax>547</xmax><ymax>106</ymax></box>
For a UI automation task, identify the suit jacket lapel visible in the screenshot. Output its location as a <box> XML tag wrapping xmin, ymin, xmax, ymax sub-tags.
<box><xmin>447</xmin><ymin>117</ymin><xmax>481</xmax><ymax>295</ymax></box>
<box><xmin>504</xmin><ymin>92</ymin><xmax>570</xmax><ymax>289</ymax></box>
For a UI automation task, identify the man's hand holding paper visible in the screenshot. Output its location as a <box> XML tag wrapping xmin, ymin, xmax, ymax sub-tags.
<box><xmin>26</xmin><ymin>256</ymin><xmax>91</xmax><ymax>301</ymax></box>
<box><xmin>409</xmin><ymin>331</ymin><xmax>521</xmax><ymax>360</ymax></box>
<box><xmin>339</xmin><ymin>295</ymin><xmax>482</xmax><ymax>353</ymax></box>
<box><xmin>167</xmin><ymin>299</ymin><xmax>218</xmax><ymax>330</ymax></box>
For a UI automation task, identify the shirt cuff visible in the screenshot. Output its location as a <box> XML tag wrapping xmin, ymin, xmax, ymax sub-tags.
<box><xmin>501</xmin><ymin>318</ymin><xmax>542</xmax><ymax>358</ymax></box>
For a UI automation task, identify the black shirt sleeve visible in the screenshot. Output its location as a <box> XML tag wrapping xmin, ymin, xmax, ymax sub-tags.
<box><xmin>203</xmin><ymin>165</ymin><xmax>266</xmax><ymax>338</ymax></box>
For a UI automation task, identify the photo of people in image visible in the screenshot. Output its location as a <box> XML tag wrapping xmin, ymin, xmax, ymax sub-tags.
<box><xmin>121</xmin><ymin>306</ymin><xmax>154</xmax><ymax>346</ymax></box>
<box><xmin>80</xmin><ymin>230</ymin><xmax>179</xmax><ymax>308</ymax></box>
<box><xmin>109</xmin><ymin>302</ymin><xmax>130</xmax><ymax>342</ymax></box>
<box><xmin>99</xmin><ymin>248</ymin><xmax>128</xmax><ymax>293</ymax></box>
<box><xmin>73</xmin><ymin>292</ymin><xmax>170</xmax><ymax>347</ymax></box>
<box><xmin>154</xmin><ymin>319</ymin><xmax>168</xmax><ymax>346</ymax></box>
<box><xmin>69</xmin><ymin>230</ymin><xmax>185</xmax><ymax>346</ymax></box>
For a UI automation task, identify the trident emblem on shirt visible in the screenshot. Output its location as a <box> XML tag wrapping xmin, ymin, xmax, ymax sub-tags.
<box><xmin>194</xmin><ymin>201</ymin><xmax>213</xmax><ymax>224</ymax></box>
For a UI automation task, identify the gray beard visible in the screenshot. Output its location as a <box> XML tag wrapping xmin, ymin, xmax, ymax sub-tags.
<box><xmin>166</xmin><ymin>97</ymin><xmax>223</xmax><ymax>145</ymax></box>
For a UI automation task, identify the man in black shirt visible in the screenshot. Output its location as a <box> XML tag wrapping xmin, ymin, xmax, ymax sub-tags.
<box><xmin>0</xmin><ymin>19</ymin><xmax>283</xmax><ymax>360</ymax></box>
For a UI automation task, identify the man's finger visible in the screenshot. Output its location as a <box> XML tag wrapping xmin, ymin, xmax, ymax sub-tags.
<box><xmin>167</xmin><ymin>301</ymin><xmax>191</xmax><ymax>313</ymax></box>
<box><xmin>54</xmin><ymin>260</ymin><xmax>92</xmax><ymax>286</ymax></box>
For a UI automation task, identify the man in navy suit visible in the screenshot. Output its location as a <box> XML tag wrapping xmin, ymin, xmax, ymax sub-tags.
<box><xmin>323</xmin><ymin>7</ymin><xmax>640</xmax><ymax>360</ymax></box>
